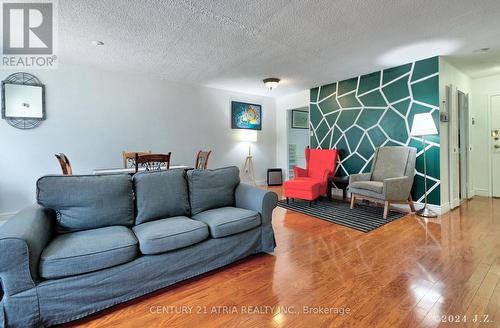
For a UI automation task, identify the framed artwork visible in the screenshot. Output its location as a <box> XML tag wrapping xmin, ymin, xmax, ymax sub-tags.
<box><xmin>291</xmin><ymin>110</ymin><xmax>308</xmax><ymax>129</ymax></box>
<box><xmin>231</xmin><ymin>101</ymin><xmax>262</xmax><ymax>130</ymax></box>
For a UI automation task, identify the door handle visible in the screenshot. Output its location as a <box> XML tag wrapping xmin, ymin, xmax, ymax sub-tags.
<box><xmin>495</xmin><ymin>144</ymin><xmax>500</xmax><ymax>149</ymax></box>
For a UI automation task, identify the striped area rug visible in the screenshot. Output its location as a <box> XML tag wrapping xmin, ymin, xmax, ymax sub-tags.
<box><xmin>277</xmin><ymin>198</ymin><xmax>406</xmax><ymax>232</ymax></box>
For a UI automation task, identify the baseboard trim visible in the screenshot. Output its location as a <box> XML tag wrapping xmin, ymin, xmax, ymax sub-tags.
<box><xmin>475</xmin><ymin>189</ymin><xmax>490</xmax><ymax>197</ymax></box>
<box><xmin>392</xmin><ymin>202</ymin><xmax>449</xmax><ymax>215</ymax></box>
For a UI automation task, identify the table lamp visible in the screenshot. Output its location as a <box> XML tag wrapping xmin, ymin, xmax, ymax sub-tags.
<box><xmin>410</xmin><ymin>113</ymin><xmax>438</xmax><ymax>218</ymax></box>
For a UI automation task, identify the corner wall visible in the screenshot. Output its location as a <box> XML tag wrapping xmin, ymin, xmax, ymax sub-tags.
<box><xmin>309</xmin><ymin>57</ymin><xmax>441</xmax><ymax>206</ymax></box>
<box><xmin>275</xmin><ymin>90</ymin><xmax>309</xmax><ymax>179</ymax></box>
<box><xmin>438</xmin><ymin>58</ymin><xmax>472</xmax><ymax>210</ymax></box>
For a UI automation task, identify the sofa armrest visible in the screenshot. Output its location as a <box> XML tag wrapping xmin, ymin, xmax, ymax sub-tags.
<box><xmin>383</xmin><ymin>176</ymin><xmax>413</xmax><ymax>201</ymax></box>
<box><xmin>349</xmin><ymin>173</ymin><xmax>371</xmax><ymax>185</ymax></box>
<box><xmin>0</xmin><ymin>204</ymin><xmax>55</xmax><ymax>296</ymax></box>
<box><xmin>293</xmin><ymin>166</ymin><xmax>308</xmax><ymax>178</ymax></box>
<box><xmin>235</xmin><ymin>184</ymin><xmax>278</xmax><ymax>225</ymax></box>
<box><xmin>235</xmin><ymin>184</ymin><xmax>278</xmax><ymax>253</ymax></box>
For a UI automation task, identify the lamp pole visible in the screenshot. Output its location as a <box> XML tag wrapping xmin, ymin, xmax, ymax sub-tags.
<box><xmin>416</xmin><ymin>135</ymin><xmax>437</xmax><ymax>218</ymax></box>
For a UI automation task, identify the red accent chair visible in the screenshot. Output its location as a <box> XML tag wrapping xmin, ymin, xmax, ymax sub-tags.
<box><xmin>283</xmin><ymin>148</ymin><xmax>338</xmax><ymax>205</ymax></box>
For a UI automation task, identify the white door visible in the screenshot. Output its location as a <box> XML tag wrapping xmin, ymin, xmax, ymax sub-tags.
<box><xmin>492</xmin><ymin>95</ymin><xmax>500</xmax><ymax>197</ymax></box>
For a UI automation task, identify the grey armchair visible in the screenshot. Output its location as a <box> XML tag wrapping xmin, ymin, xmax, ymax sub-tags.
<box><xmin>349</xmin><ymin>146</ymin><xmax>417</xmax><ymax>219</ymax></box>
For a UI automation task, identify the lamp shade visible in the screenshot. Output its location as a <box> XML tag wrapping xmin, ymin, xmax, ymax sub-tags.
<box><xmin>237</xmin><ymin>130</ymin><xmax>257</xmax><ymax>142</ymax></box>
<box><xmin>410</xmin><ymin>113</ymin><xmax>437</xmax><ymax>136</ymax></box>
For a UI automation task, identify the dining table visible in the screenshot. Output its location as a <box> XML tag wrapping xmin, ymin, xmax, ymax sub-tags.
<box><xmin>93</xmin><ymin>165</ymin><xmax>192</xmax><ymax>175</ymax></box>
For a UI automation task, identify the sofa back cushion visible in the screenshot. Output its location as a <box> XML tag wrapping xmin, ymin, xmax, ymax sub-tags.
<box><xmin>133</xmin><ymin>169</ymin><xmax>191</xmax><ymax>225</ymax></box>
<box><xmin>187</xmin><ymin>166</ymin><xmax>240</xmax><ymax>216</ymax></box>
<box><xmin>37</xmin><ymin>174</ymin><xmax>134</xmax><ymax>232</ymax></box>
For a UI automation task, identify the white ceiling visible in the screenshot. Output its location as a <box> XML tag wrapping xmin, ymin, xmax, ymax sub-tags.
<box><xmin>59</xmin><ymin>0</ymin><xmax>500</xmax><ymax>98</ymax></box>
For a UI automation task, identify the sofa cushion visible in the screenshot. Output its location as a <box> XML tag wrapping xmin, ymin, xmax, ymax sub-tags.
<box><xmin>133</xmin><ymin>216</ymin><xmax>208</xmax><ymax>254</ymax></box>
<box><xmin>39</xmin><ymin>226</ymin><xmax>138</xmax><ymax>279</ymax></box>
<box><xmin>133</xmin><ymin>169</ymin><xmax>191</xmax><ymax>225</ymax></box>
<box><xmin>350</xmin><ymin>181</ymin><xmax>384</xmax><ymax>194</ymax></box>
<box><xmin>187</xmin><ymin>166</ymin><xmax>240</xmax><ymax>216</ymax></box>
<box><xmin>37</xmin><ymin>175</ymin><xmax>134</xmax><ymax>232</ymax></box>
<box><xmin>283</xmin><ymin>178</ymin><xmax>322</xmax><ymax>191</ymax></box>
<box><xmin>192</xmin><ymin>207</ymin><xmax>261</xmax><ymax>238</ymax></box>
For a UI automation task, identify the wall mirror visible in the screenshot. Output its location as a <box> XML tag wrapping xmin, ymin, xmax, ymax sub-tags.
<box><xmin>1</xmin><ymin>72</ymin><xmax>46</xmax><ymax>129</ymax></box>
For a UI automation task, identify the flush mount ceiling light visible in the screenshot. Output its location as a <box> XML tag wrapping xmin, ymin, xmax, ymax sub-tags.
<box><xmin>473</xmin><ymin>47</ymin><xmax>490</xmax><ymax>53</ymax></box>
<box><xmin>91</xmin><ymin>40</ymin><xmax>104</xmax><ymax>46</ymax></box>
<box><xmin>263</xmin><ymin>78</ymin><xmax>280</xmax><ymax>90</ymax></box>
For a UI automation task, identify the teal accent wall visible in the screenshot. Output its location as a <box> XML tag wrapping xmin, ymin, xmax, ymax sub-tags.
<box><xmin>310</xmin><ymin>57</ymin><xmax>440</xmax><ymax>205</ymax></box>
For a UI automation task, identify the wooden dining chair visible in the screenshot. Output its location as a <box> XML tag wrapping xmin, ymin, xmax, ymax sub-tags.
<box><xmin>122</xmin><ymin>150</ymin><xmax>152</xmax><ymax>168</ymax></box>
<box><xmin>135</xmin><ymin>153</ymin><xmax>171</xmax><ymax>173</ymax></box>
<box><xmin>55</xmin><ymin>153</ymin><xmax>73</xmax><ymax>175</ymax></box>
<box><xmin>195</xmin><ymin>150</ymin><xmax>212</xmax><ymax>169</ymax></box>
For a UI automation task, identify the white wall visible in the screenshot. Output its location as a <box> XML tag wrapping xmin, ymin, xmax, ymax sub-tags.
<box><xmin>275</xmin><ymin>90</ymin><xmax>309</xmax><ymax>179</ymax></box>
<box><xmin>439</xmin><ymin>58</ymin><xmax>472</xmax><ymax>209</ymax></box>
<box><xmin>0</xmin><ymin>64</ymin><xmax>276</xmax><ymax>215</ymax></box>
<box><xmin>470</xmin><ymin>73</ymin><xmax>500</xmax><ymax>196</ymax></box>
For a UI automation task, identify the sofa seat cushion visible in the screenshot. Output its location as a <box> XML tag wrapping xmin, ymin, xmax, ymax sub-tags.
<box><xmin>40</xmin><ymin>226</ymin><xmax>138</xmax><ymax>279</ymax></box>
<box><xmin>350</xmin><ymin>181</ymin><xmax>384</xmax><ymax>194</ymax></box>
<box><xmin>133</xmin><ymin>216</ymin><xmax>209</xmax><ymax>255</ymax></box>
<box><xmin>192</xmin><ymin>207</ymin><xmax>261</xmax><ymax>238</ymax></box>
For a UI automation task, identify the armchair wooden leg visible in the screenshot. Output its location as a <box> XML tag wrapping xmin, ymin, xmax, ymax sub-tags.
<box><xmin>286</xmin><ymin>197</ymin><xmax>289</xmax><ymax>204</ymax></box>
<box><xmin>350</xmin><ymin>194</ymin><xmax>356</xmax><ymax>209</ymax></box>
<box><xmin>408</xmin><ymin>195</ymin><xmax>416</xmax><ymax>212</ymax></box>
<box><xmin>309</xmin><ymin>200</ymin><xmax>312</xmax><ymax>207</ymax></box>
<box><xmin>383</xmin><ymin>201</ymin><xmax>390</xmax><ymax>219</ymax></box>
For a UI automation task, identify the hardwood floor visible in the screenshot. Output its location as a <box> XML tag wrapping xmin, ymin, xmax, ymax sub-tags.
<box><xmin>65</xmin><ymin>190</ymin><xmax>500</xmax><ymax>328</ymax></box>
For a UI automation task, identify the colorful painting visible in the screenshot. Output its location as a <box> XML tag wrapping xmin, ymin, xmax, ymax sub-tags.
<box><xmin>231</xmin><ymin>101</ymin><xmax>262</xmax><ymax>130</ymax></box>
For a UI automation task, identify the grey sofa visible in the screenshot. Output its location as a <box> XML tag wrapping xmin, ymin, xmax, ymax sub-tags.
<box><xmin>0</xmin><ymin>166</ymin><xmax>278</xmax><ymax>328</ymax></box>
<box><xmin>349</xmin><ymin>146</ymin><xmax>417</xmax><ymax>218</ymax></box>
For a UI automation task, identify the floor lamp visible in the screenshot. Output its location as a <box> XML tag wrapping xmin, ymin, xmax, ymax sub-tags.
<box><xmin>239</xmin><ymin>130</ymin><xmax>257</xmax><ymax>185</ymax></box>
<box><xmin>410</xmin><ymin>113</ymin><xmax>438</xmax><ymax>218</ymax></box>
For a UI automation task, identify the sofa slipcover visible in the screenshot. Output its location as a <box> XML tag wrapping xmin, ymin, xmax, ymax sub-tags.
<box><xmin>192</xmin><ymin>207</ymin><xmax>261</xmax><ymax>238</ymax></box>
<box><xmin>39</xmin><ymin>226</ymin><xmax>138</xmax><ymax>279</ymax></box>
<box><xmin>133</xmin><ymin>216</ymin><xmax>209</xmax><ymax>254</ymax></box>
<box><xmin>0</xmin><ymin>167</ymin><xmax>278</xmax><ymax>328</ymax></box>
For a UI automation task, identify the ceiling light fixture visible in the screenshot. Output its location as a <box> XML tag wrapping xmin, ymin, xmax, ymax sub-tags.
<box><xmin>91</xmin><ymin>40</ymin><xmax>104</xmax><ymax>46</ymax></box>
<box><xmin>263</xmin><ymin>78</ymin><xmax>280</xmax><ymax>90</ymax></box>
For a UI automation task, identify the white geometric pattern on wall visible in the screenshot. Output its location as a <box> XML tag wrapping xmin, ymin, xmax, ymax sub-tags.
<box><xmin>309</xmin><ymin>57</ymin><xmax>441</xmax><ymax>205</ymax></box>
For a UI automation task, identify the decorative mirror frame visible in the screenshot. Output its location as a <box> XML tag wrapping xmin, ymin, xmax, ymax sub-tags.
<box><xmin>1</xmin><ymin>72</ymin><xmax>46</xmax><ymax>129</ymax></box>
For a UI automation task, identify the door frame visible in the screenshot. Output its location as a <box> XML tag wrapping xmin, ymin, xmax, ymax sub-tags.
<box><xmin>447</xmin><ymin>84</ymin><xmax>460</xmax><ymax>209</ymax></box>
<box><xmin>488</xmin><ymin>93</ymin><xmax>500</xmax><ymax>197</ymax></box>
<box><xmin>448</xmin><ymin>85</ymin><xmax>472</xmax><ymax>207</ymax></box>
<box><xmin>285</xmin><ymin>107</ymin><xmax>309</xmax><ymax>180</ymax></box>
<box><xmin>457</xmin><ymin>90</ymin><xmax>470</xmax><ymax>200</ymax></box>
